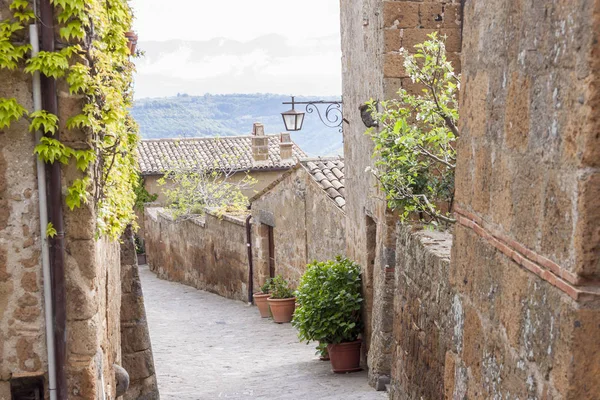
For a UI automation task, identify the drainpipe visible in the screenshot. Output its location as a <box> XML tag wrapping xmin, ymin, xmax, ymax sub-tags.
<box><xmin>39</xmin><ymin>1</ymin><xmax>68</xmax><ymax>398</ymax></box>
<box><xmin>245</xmin><ymin>206</ymin><xmax>254</xmax><ymax>304</ymax></box>
<box><xmin>30</xmin><ymin>22</ymin><xmax>57</xmax><ymax>400</ymax></box>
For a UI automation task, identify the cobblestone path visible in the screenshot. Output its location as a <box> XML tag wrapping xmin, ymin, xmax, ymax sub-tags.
<box><xmin>140</xmin><ymin>265</ymin><xmax>387</xmax><ymax>400</ymax></box>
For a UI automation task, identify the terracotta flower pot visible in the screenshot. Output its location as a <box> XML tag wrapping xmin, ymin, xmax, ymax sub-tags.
<box><xmin>253</xmin><ymin>292</ymin><xmax>271</xmax><ymax>318</ymax></box>
<box><xmin>328</xmin><ymin>339</ymin><xmax>362</xmax><ymax>373</ymax></box>
<box><xmin>267</xmin><ymin>297</ymin><xmax>296</xmax><ymax>323</ymax></box>
<box><xmin>125</xmin><ymin>31</ymin><xmax>138</xmax><ymax>55</ymax></box>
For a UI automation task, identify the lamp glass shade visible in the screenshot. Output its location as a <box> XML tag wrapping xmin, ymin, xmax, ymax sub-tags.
<box><xmin>282</xmin><ymin>109</ymin><xmax>305</xmax><ymax>131</ymax></box>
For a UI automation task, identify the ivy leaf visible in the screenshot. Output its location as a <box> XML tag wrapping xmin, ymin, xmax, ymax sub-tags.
<box><xmin>10</xmin><ymin>0</ymin><xmax>29</xmax><ymax>10</ymax></box>
<box><xmin>0</xmin><ymin>97</ymin><xmax>27</xmax><ymax>129</ymax></box>
<box><xmin>72</xmin><ymin>149</ymin><xmax>95</xmax><ymax>172</ymax></box>
<box><xmin>34</xmin><ymin>137</ymin><xmax>73</xmax><ymax>165</ymax></box>
<box><xmin>65</xmin><ymin>178</ymin><xmax>90</xmax><ymax>210</ymax></box>
<box><xmin>29</xmin><ymin>110</ymin><xmax>59</xmax><ymax>135</ymax></box>
<box><xmin>13</xmin><ymin>10</ymin><xmax>35</xmax><ymax>23</ymax></box>
<box><xmin>59</xmin><ymin>20</ymin><xmax>85</xmax><ymax>41</ymax></box>
<box><xmin>46</xmin><ymin>222</ymin><xmax>57</xmax><ymax>238</ymax></box>
<box><xmin>66</xmin><ymin>113</ymin><xmax>91</xmax><ymax>130</ymax></box>
<box><xmin>25</xmin><ymin>51</ymin><xmax>69</xmax><ymax>79</ymax></box>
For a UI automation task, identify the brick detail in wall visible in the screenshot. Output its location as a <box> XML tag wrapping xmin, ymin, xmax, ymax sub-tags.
<box><xmin>455</xmin><ymin>206</ymin><xmax>600</xmax><ymax>303</ymax></box>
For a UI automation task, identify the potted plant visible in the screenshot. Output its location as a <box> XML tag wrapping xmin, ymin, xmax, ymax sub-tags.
<box><xmin>266</xmin><ymin>275</ymin><xmax>296</xmax><ymax>323</ymax></box>
<box><xmin>253</xmin><ymin>278</ymin><xmax>273</xmax><ymax>318</ymax></box>
<box><xmin>292</xmin><ymin>257</ymin><xmax>363</xmax><ymax>373</ymax></box>
<box><xmin>135</xmin><ymin>236</ymin><xmax>147</xmax><ymax>265</ymax></box>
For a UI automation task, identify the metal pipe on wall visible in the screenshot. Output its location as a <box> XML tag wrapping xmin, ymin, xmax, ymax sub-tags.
<box><xmin>245</xmin><ymin>208</ymin><xmax>254</xmax><ymax>304</ymax></box>
<box><xmin>39</xmin><ymin>0</ymin><xmax>68</xmax><ymax>398</ymax></box>
<box><xmin>29</xmin><ymin>22</ymin><xmax>58</xmax><ymax>400</ymax></box>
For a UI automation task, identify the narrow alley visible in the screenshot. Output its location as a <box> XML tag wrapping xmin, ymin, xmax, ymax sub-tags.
<box><xmin>139</xmin><ymin>266</ymin><xmax>387</xmax><ymax>400</ymax></box>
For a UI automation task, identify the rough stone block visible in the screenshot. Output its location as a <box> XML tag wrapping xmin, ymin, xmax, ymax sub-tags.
<box><xmin>504</xmin><ymin>72</ymin><xmax>531</xmax><ymax>152</ymax></box>
<box><xmin>384</xmin><ymin>29</ymin><xmax>402</xmax><ymax>53</ymax></box>
<box><xmin>0</xmin><ymin>381</ymin><xmax>10</xmax><ymax>400</ymax></box>
<box><xmin>419</xmin><ymin>3</ymin><xmax>444</xmax><ymax>29</ymax></box>
<box><xmin>574</xmin><ymin>171</ymin><xmax>600</xmax><ymax>278</ymax></box>
<box><xmin>403</xmin><ymin>28</ymin><xmax>462</xmax><ymax>53</ymax></box>
<box><xmin>383</xmin><ymin>78</ymin><xmax>402</xmax><ymax>100</ymax></box>
<box><xmin>122</xmin><ymin>350</ymin><xmax>155</xmax><ymax>381</ymax></box>
<box><xmin>384</xmin><ymin>53</ymin><xmax>408</xmax><ymax>78</ymax></box>
<box><xmin>442</xmin><ymin>4</ymin><xmax>462</xmax><ymax>28</ymax></box>
<box><xmin>383</xmin><ymin>1</ymin><xmax>420</xmax><ymax>28</ymax></box>
<box><xmin>68</xmin><ymin>318</ymin><xmax>99</xmax><ymax>356</ymax></box>
<box><xmin>121</xmin><ymin>324</ymin><xmax>151</xmax><ymax>354</ymax></box>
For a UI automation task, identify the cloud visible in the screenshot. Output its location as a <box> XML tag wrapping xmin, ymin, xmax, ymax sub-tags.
<box><xmin>134</xmin><ymin>35</ymin><xmax>341</xmax><ymax>98</ymax></box>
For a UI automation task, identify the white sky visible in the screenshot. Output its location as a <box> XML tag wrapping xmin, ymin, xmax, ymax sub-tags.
<box><xmin>129</xmin><ymin>0</ymin><xmax>342</xmax><ymax>99</ymax></box>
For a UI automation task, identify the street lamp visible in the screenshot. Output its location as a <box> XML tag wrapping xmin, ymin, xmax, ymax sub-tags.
<box><xmin>281</xmin><ymin>96</ymin><xmax>305</xmax><ymax>131</ymax></box>
<box><xmin>281</xmin><ymin>96</ymin><xmax>345</xmax><ymax>133</ymax></box>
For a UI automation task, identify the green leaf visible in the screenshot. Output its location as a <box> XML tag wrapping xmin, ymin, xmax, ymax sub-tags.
<box><xmin>46</xmin><ymin>222</ymin><xmax>57</xmax><ymax>238</ymax></box>
<box><xmin>65</xmin><ymin>178</ymin><xmax>90</xmax><ymax>210</ymax></box>
<box><xmin>0</xmin><ymin>97</ymin><xmax>27</xmax><ymax>129</ymax></box>
<box><xmin>29</xmin><ymin>110</ymin><xmax>59</xmax><ymax>135</ymax></box>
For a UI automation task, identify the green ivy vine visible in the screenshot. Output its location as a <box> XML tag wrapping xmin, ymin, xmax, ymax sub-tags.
<box><xmin>0</xmin><ymin>0</ymin><xmax>140</xmax><ymax>239</ymax></box>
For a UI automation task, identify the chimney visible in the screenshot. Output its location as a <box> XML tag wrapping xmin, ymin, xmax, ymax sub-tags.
<box><xmin>280</xmin><ymin>132</ymin><xmax>293</xmax><ymax>161</ymax></box>
<box><xmin>252</xmin><ymin>123</ymin><xmax>269</xmax><ymax>162</ymax></box>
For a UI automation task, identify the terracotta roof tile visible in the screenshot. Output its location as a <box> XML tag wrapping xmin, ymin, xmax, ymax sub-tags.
<box><xmin>300</xmin><ymin>156</ymin><xmax>345</xmax><ymax>211</ymax></box>
<box><xmin>137</xmin><ymin>135</ymin><xmax>306</xmax><ymax>175</ymax></box>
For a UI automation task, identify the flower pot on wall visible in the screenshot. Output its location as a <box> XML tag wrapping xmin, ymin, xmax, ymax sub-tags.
<box><xmin>267</xmin><ymin>297</ymin><xmax>296</xmax><ymax>323</ymax></box>
<box><xmin>125</xmin><ymin>31</ymin><xmax>138</xmax><ymax>55</ymax></box>
<box><xmin>328</xmin><ymin>340</ymin><xmax>362</xmax><ymax>373</ymax></box>
<box><xmin>253</xmin><ymin>292</ymin><xmax>271</xmax><ymax>318</ymax></box>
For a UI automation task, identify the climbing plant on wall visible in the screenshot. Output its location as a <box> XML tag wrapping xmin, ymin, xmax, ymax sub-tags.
<box><xmin>0</xmin><ymin>0</ymin><xmax>139</xmax><ymax>239</ymax></box>
<box><xmin>366</xmin><ymin>33</ymin><xmax>459</xmax><ymax>227</ymax></box>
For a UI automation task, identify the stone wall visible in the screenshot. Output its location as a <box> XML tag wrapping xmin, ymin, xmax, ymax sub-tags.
<box><xmin>447</xmin><ymin>1</ymin><xmax>600</xmax><ymax>398</ymax></box>
<box><xmin>251</xmin><ymin>166</ymin><xmax>346</xmax><ymax>289</ymax></box>
<box><xmin>0</xmin><ymin>24</ymin><xmax>46</xmax><ymax>395</ymax></box>
<box><xmin>389</xmin><ymin>225</ymin><xmax>453</xmax><ymax>399</ymax></box>
<box><xmin>340</xmin><ymin>0</ymin><xmax>462</xmax><ymax>387</ymax></box>
<box><xmin>120</xmin><ymin>226</ymin><xmax>159</xmax><ymax>400</ymax></box>
<box><xmin>1</xmin><ymin>2</ymin><xmax>126</xmax><ymax>397</ymax></box>
<box><xmin>145</xmin><ymin>208</ymin><xmax>249</xmax><ymax>302</ymax></box>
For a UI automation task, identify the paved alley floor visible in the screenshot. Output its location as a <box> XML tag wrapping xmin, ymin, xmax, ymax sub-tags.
<box><xmin>140</xmin><ymin>265</ymin><xmax>388</xmax><ymax>400</ymax></box>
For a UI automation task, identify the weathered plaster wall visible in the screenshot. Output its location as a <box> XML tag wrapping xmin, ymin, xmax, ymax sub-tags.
<box><xmin>341</xmin><ymin>0</ymin><xmax>462</xmax><ymax>387</ymax></box>
<box><xmin>340</xmin><ymin>0</ymin><xmax>387</xmax><ymax>381</ymax></box>
<box><xmin>0</xmin><ymin>15</ymin><xmax>46</xmax><ymax>395</ymax></box>
<box><xmin>305</xmin><ymin>173</ymin><xmax>346</xmax><ymax>264</ymax></box>
<box><xmin>448</xmin><ymin>0</ymin><xmax>600</xmax><ymax>398</ymax></box>
<box><xmin>145</xmin><ymin>208</ymin><xmax>249</xmax><ymax>302</ymax></box>
<box><xmin>389</xmin><ymin>225</ymin><xmax>453</xmax><ymax>399</ymax></box>
<box><xmin>143</xmin><ymin>169</ymin><xmax>286</xmax><ymax>206</ymax></box>
<box><xmin>251</xmin><ymin>167</ymin><xmax>346</xmax><ymax>290</ymax></box>
<box><xmin>120</xmin><ymin>226</ymin><xmax>159</xmax><ymax>400</ymax></box>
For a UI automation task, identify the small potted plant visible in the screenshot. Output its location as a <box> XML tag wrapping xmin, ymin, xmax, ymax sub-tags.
<box><xmin>135</xmin><ymin>236</ymin><xmax>147</xmax><ymax>265</ymax></box>
<box><xmin>292</xmin><ymin>257</ymin><xmax>363</xmax><ymax>372</ymax></box>
<box><xmin>266</xmin><ymin>275</ymin><xmax>296</xmax><ymax>323</ymax></box>
<box><xmin>253</xmin><ymin>278</ymin><xmax>273</xmax><ymax>318</ymax></box>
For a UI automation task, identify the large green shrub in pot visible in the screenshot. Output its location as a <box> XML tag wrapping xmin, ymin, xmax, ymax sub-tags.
<box><xmin>292</xmin><ymin>257</ymin><xmax>363</xmax><ymax>345</ymax></box>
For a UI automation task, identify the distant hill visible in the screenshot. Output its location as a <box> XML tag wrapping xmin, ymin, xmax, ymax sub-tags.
<box><xmin>131</xmin><ymin>94</ymin><xmax>343</xmax><ymax>156</ymax></box>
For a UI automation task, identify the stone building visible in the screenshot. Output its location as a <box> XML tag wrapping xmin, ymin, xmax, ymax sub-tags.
<box><xmin>250</xmin><ymin>157</ymin><xmax>346</xmax><ymax>287</ymax></box>
<box><xmin>0</xmin><ymin>1</ymin><xmax>157</xmax><ymax>398</ymax></box>
<box><xmin>136</xmin><ymin>124</ymin><xmax>307</xmax><ymax>204</ymax></box>
<box><xmin>144</xmin><ymin>156</ymin><xmax>346</xmax><ymax>301</ymax></box>
<box><xmin>341</xmin><ymin>0</ymin><xmax>600</xmax><ymax>399</ymax></box>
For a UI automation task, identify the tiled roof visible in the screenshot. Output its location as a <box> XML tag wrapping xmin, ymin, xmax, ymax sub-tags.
<box><xmin>301</xmin><ymin>157</ymin><xmax>346</xmax><ymax>211</ymax></box>
<box><xmin>137</xmin><ymin>136</ymin><xmax>306</xmax><ymax>175</ymax></box>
